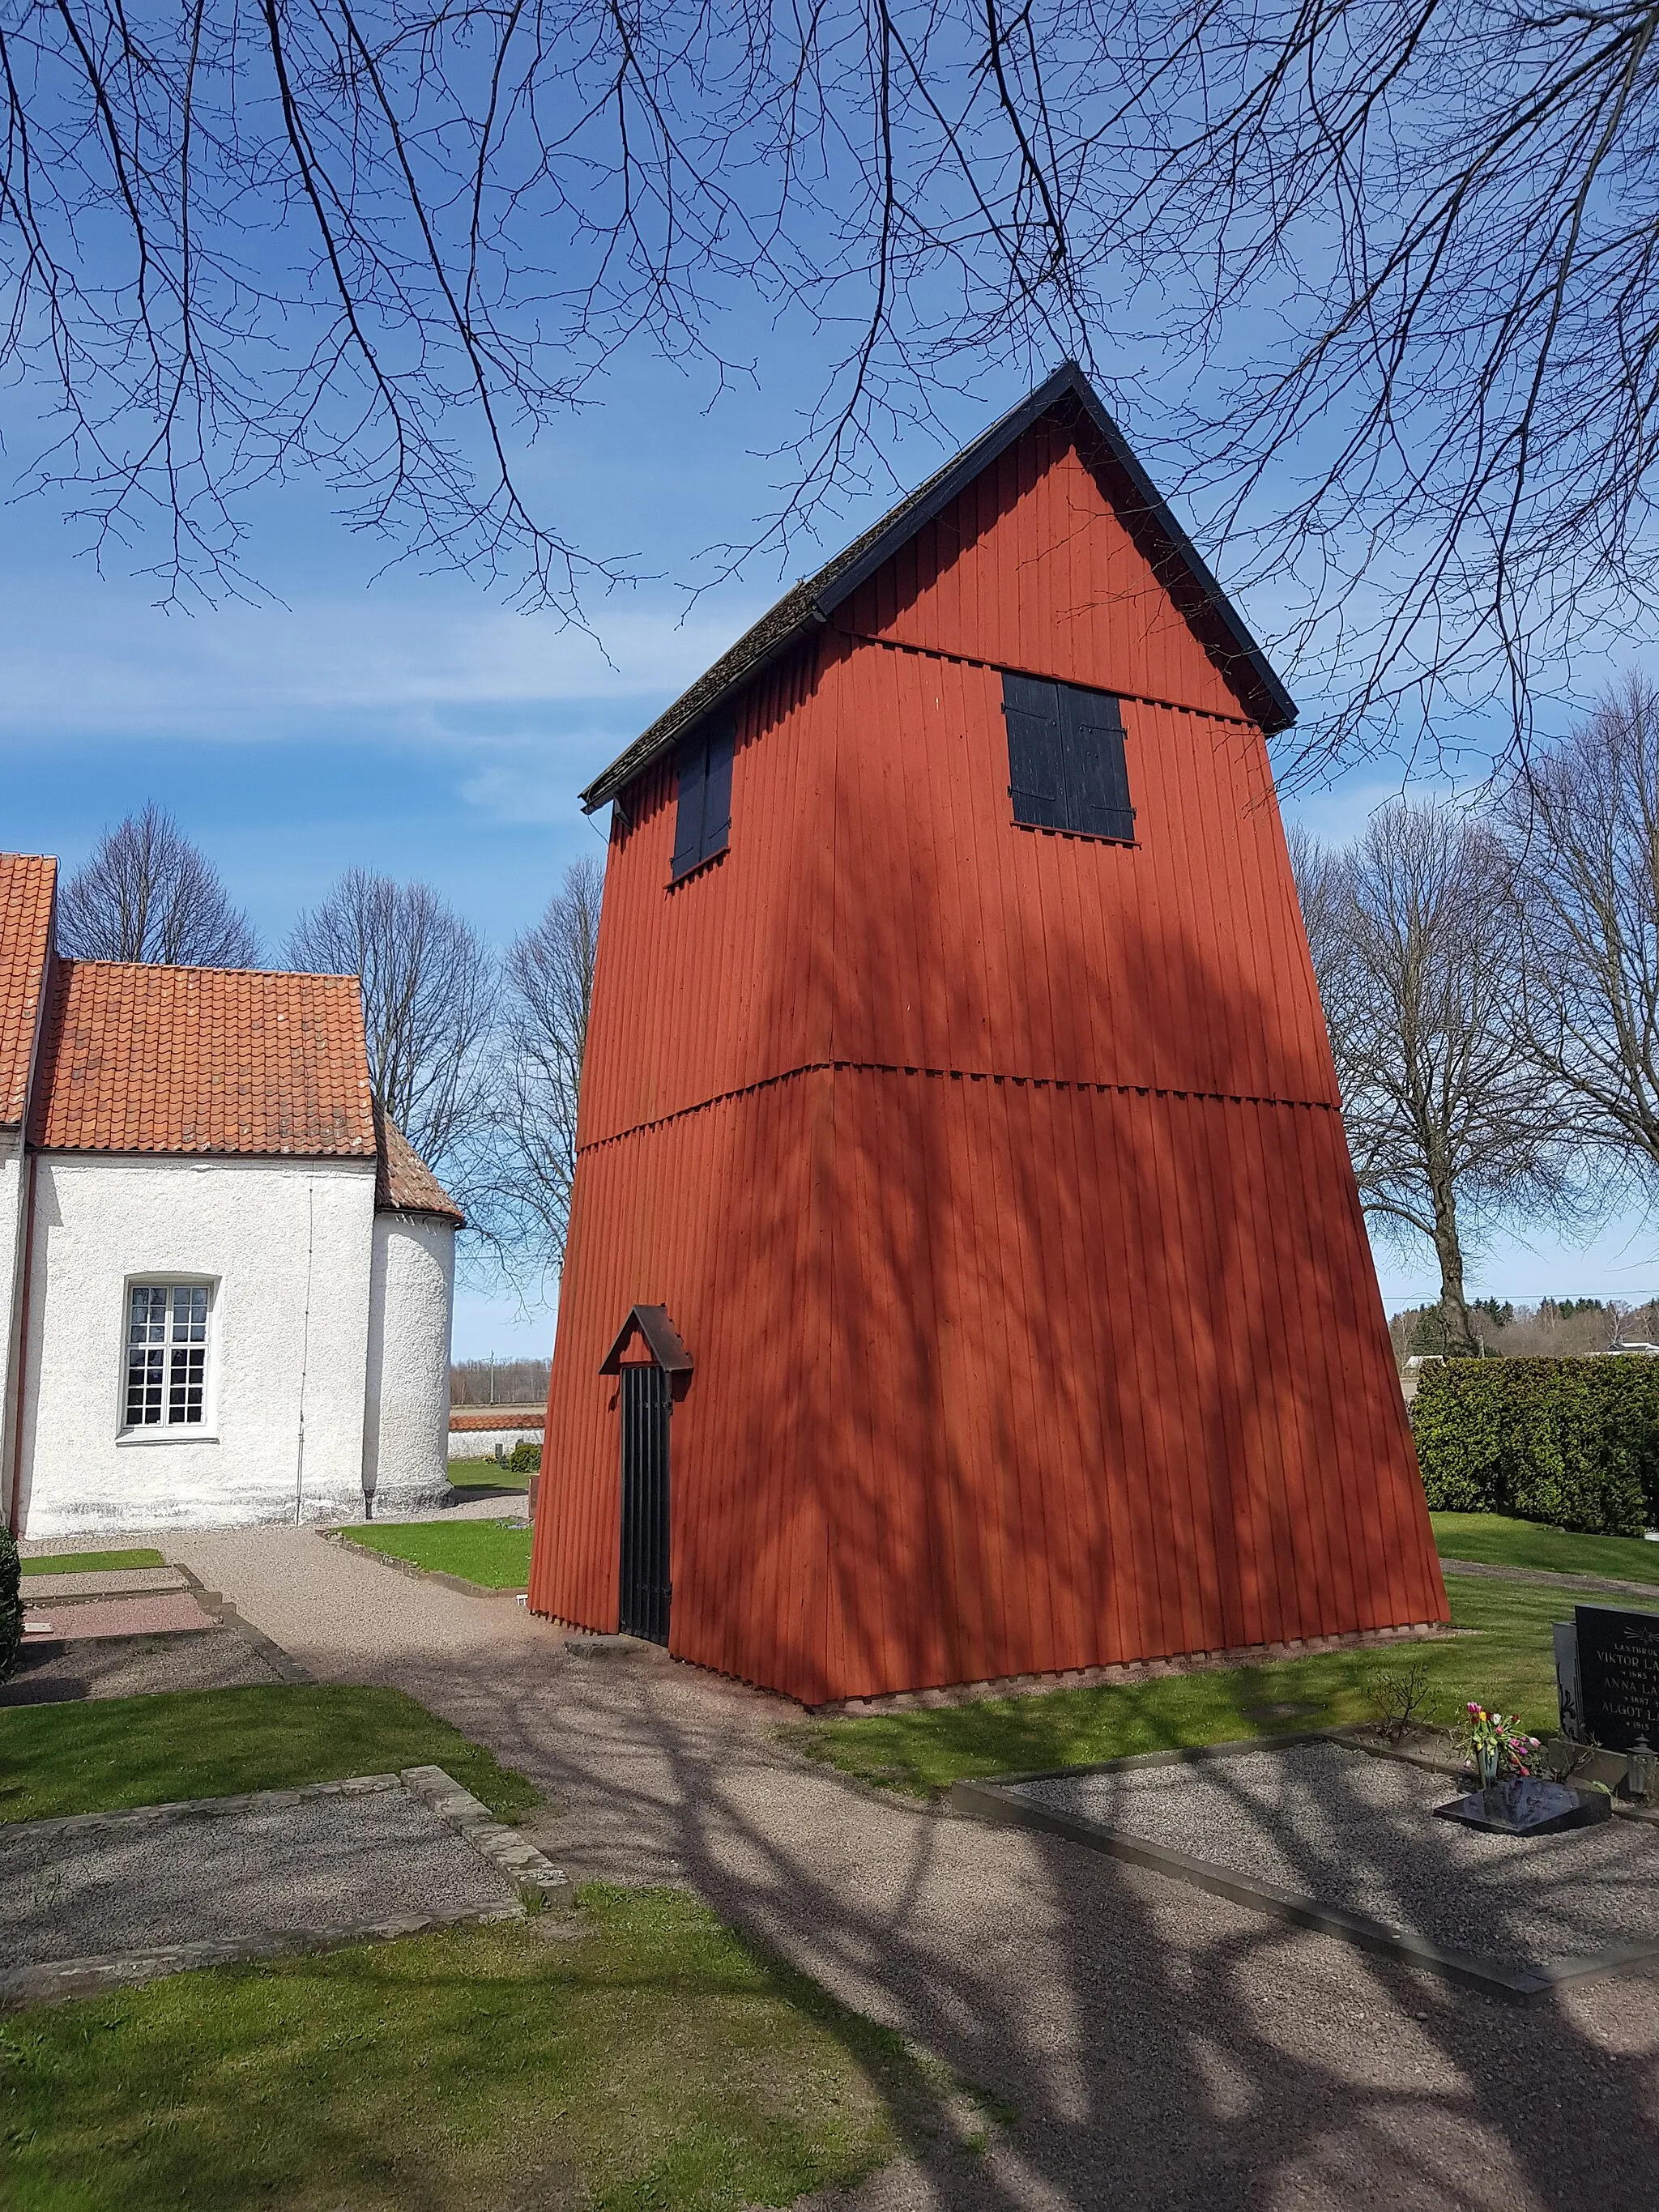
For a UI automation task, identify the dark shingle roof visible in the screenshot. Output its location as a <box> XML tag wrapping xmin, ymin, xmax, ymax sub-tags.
<box><xmin>581</xmin><ymin>363</ymin><xmax>1295</xmax><ymax>811</ymax></box>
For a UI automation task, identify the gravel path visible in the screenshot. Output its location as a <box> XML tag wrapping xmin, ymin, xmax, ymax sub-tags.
<box><xmin>1010</xmin><ymin>1745</ymin><xmax>1659</xmax><ymax>1968</ymax></box>
<box><xmin>0</xmin><ymin>1777</ymin><xmax>518</xmax><ymax>1971</ymax></box>
<box><xmin>110</xmin><ymin>1520</ymin><xmax>1659</xmax><ymax>2210</ymax></box>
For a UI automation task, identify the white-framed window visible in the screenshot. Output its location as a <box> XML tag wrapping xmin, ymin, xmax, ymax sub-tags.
<box><xmin>123</xmin><ymin>1281</ymin><xmax>212</xmax><ymax>1430</ymax></box>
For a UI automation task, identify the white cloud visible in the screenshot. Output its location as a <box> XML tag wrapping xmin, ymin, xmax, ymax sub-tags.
<box><xmin>0</xmin><ymin>583</ymin><xmax>758</xmax><ymax>740</ymax></box>
<box><xmin>459</xmin><ymin>751</ymin><xmax>620</xmax><ymax>825</ymax></box>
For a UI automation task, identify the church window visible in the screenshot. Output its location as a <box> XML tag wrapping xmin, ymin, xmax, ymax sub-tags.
<box><xmin>124</xmin><ymin>1282</ymin><xmax>211</xmax><ymax>1428</ymax></box>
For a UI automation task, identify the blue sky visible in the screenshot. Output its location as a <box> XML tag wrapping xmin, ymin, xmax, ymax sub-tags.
<box><xmin>4</xmin><ymin>354</ymin><xmax>1657</xmax><ymax>1354</ymax></box>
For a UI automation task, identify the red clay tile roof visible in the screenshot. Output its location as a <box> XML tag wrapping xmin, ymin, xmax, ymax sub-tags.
<box><xmin>375</xmin><ymin>1107</ymin><xmax>464</xmax><ymax>1225</ymax></box>
<box><xmin>449</xmin><ymin>1407</ymin><xmax>544</xmax><ymax>1430</ymax></box>
<box><xmin>32</xmin><ymin>960</ymin><xmax>379</xmax><ymax>1157</ymax></box>
<box><xmin>1</xmin><ymin>855</ymin><xmax>57</xmax><ymax>1129</ymax></box>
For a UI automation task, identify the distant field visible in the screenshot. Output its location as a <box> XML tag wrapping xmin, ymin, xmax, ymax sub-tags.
<box><xmin>1431</xmin><ymin>1511</ymin><xmax>1659</xmax><ymax>1586</ymax></box>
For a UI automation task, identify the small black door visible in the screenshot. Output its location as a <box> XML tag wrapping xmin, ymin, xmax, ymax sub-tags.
<box><xmin>619</xmin><ymin>1365</ymin><xmax>671</xmax><ymax>1643</ymax></box>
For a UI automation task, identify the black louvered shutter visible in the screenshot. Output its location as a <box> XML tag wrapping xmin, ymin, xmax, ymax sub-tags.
<box><xmin>701</xmin><ymin>724</ymin><xmax>734</xmax><ymax>856</ymax></box>
<box><xmin>1062</xmin><ymin>688</ymin><xmax>1134</xmax><ymax>842</ymax></box>
<box><xmin>1003</xmin><ymin>674</ymin><xmax>1068</xmax><ymax>831</ymax></box>
<box><xmin>670</xmin><ymin>737</ymin><xmax>708</xmax><ymax>880</ymax></box>
<box><xmin>670</xmin><ymin>724</ymin><xmax>735</xmax><ymax>881</ymax></box>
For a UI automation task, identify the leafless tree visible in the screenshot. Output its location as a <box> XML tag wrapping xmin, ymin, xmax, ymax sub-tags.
<box><xmin>449</xmin><ymin>1357</ymin><xmax>551</xmax><ymax>1407</ymax></box>
<box><xmin>288</xmin><ymin>868</ymin><xmax>493</xmax><ymax>1170</ymax></box>
<box><xmin>468</xmin><ymin>855</ymin><xmax>603</xmax><ymax>1286</ymax></box>
<box><xmin>6</xmin><ymin>4</ymin><xmax>1654</xmax><ymax>755</ymax></box>
<box><xmin>1502</xmin><ymin>679</ymin><xmax>1659</xmax><ymax>1215</ymax></box>
<box><xmin>57</xmin><ymin>803</ymin><xmax>258</xmax><ymax>965</ymax></box>
<box><xmin>1290</xmin><ymin>803</ymin><xmax>1569</xmax><ymax>1354</ymax></box>
<box><xmin>1285</xmin><ymin>822</ymin><xmax>1353</xmax><ymax>1031</ymax></box>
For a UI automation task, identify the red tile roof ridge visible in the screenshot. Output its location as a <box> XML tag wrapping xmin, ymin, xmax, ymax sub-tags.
<box><xmin>0</xmin><ymin>855</ymin><xmax>58</xmax><ymax>1130</ymax></box>
<box><xmin>32</xmin><ymin>959</ymin><xmax>378</xmax><ymax>1158</ymax></box>
<box><xmin>62</xmin><ymin>958</ymin><xmax>359</xmax><ymax>983</ymax></box>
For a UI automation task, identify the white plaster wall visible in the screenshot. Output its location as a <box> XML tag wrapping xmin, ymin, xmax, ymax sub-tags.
<box><xmin>447</xmin><ymin>1425</ymin><xmax>542</xmax><ymax>1461</ymax></box>
<box><xmin>362</xmin><ymin>1212</ymin><xmax>454</xmax><ymax>1516</ymax></box>
<box><xmin>0</xmin><ymin>1140</ymin><xmax>26</xmax><ymax>1517</ymax></box>
<box><xmin>17</xmin><ymin>1154</ymin><xmax>377</xmax><ymax>1536</ymax></box>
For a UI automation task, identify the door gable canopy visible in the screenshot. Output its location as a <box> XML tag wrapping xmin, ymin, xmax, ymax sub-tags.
<box><xmin>599</xmin><ymin>1303</ymin><xmax>694</xmax><ymax>1376</ymax></box>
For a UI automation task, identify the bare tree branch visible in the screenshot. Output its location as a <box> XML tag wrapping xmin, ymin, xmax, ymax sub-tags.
<box><xmin>3</xmin><ymin>0</ymin><xmax>1657</xmax><ymax>756</ymax></box>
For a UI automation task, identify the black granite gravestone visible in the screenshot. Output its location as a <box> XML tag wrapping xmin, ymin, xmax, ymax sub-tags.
<box><xmin>1574</xmin><ymin>1604</ymin><xmax>1659</xmax><ymax>1753</ymax></box>
<box><xmin>1433</xmin><ymin>1777</ymin><xmax>1612</xmax><ymax>1836</ymax></box>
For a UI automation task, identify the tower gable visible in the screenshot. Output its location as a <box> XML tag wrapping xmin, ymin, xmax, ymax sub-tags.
<box><xmin>836</xmin><ymin>416</ymin><xmax>1259</xmax><ymax>722</ymax></box>
<box><xmin>581</xmin><ymin>364</ymin><xmax>1292</xmax><ymax>813</ymax></box>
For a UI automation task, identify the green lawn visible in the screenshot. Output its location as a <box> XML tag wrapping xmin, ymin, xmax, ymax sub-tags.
<box><xmin>19</xmin><ymin>1548</ymin><xmax>168</xmax><ymax>1577</ymax></box>
<box><xmin>447</xmin><ymin>1457</ymin><xmax>532</xmax><ymax>1496</ymax></box>
<box><xmin>0</xmin><ymin>1890</ymin><xmax>952</xmax><ymax>2212</ymax></box>
<box><xmin>789</xmin><ymin>1579</ymin><xmax>1633</xmax><ymax>1798</ymax></box>
<box><xmin>0</xmin><ymin>1684</ymin><xmax>539</xmax><ymax>1826</ymax></box>
<box><xmin>1431</xmin><ymin>1510</ymin><xmax>1659</xmax><ymax>1586</ymax></box>
<box><xmin>339</xmin><ymin>1518</ymin><xmax>533</xmax><ymax>1590</ymax></box>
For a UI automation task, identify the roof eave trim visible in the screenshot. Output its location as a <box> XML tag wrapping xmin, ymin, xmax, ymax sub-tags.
<box><xmin>377</xmin><ymin>1200</ymin><xmax>466</xmax><ymax>1228</ymax></box>
<box><xmin>580</xmin><ymin>607</ymin><xmax>829</xmax><ymax>814</ymax></box>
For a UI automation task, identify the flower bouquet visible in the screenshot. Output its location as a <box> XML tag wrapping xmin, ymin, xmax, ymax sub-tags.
<box><xmin>1463</xmin><ymin>1702</ymin><xmax>1541</xmax><ymax>1786</ymax></box>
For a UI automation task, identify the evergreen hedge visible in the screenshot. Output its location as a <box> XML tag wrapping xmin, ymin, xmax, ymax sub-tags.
<box><xmin>0</xmin><ymin>1522</ymin><xmax>20</xmax><ymax>1682</ymax></box>
<box><xmin>1412</xmin><ymin>1357</ymin><xmax>1659</xmax><ymax>1536</ymax></box>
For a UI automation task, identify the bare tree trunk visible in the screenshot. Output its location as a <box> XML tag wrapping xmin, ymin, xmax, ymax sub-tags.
<box><xmin>1426</xmin><ymin>1155</ymin><xmax>1479</xmax><ymax>1356</ymax></box>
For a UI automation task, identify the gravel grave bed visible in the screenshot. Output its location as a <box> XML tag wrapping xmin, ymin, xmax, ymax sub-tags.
<box><xmin>0</xmin><ymin>1622</ymin><xmax>292</xmax><ymax>1705</ymax></box>
<box><xmin>0</xmin><ymin>1779</ymin><xmax>519</xmax><ymax>1971</ymax></box>
<box><xmin>1011</xmin><ymin>1741</ymin><xmax>1659</xmax><ymax>1970</ymax></box>
<box><xmin>20</xmin><ymin>1568</ymin><xmax>191</xmax><ymax>1599</ymax></box>
<box><xmin>20</xmin><ymin>1592</ymin><xmax>220</xmax><ymax>1640</ymax></box>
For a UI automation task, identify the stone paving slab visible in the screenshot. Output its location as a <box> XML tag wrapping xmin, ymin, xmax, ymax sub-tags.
<box><xmin>960</xmin><ymin>1738</ymin><xmax>1659</xmax><ymax>1999</ymax></box>
<box><xmin>21</xmin><ymin>1592</ymin><xmax>219</xmax><ymax>1641</ymax></box>
<box><xmin>0</xmin><ymin>1768</ymin><xmax>569</xmax><ymax>2009</ymax></box>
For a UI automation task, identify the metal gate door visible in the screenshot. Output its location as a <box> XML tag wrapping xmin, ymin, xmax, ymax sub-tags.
<box><xmin>618</xmin><ymin>1365</ymin><xmax>671</xmax><ymax>1643</ymax></box>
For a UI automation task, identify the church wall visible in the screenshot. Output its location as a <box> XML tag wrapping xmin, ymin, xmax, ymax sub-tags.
<box><xmin>361</xmin><ymin>1210</ymin><xmax>455</xmax><ymax>1516</ymax></box>
<box><xmin>0</xmin><ymin>1143</ymin><xmax>24</xmax><ymax>1497</ymax></box>
<box><xmin>16</xmin><ymin>1153</ymin><xmax>377</xmax><ymax>1535</ymax></box>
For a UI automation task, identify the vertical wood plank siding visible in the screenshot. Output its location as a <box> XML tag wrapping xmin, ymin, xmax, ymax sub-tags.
<box><xmin>838</xmin><ymin>422</ymin><xmax>1246</xmax><ymax>718</ymax></box>
<box><xmin>531</xmin><ymin>413</ymin><xmax>1447</xmax><ymax>1702</ymax></box>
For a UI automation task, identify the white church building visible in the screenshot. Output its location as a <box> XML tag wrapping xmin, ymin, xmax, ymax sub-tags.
<box><xmin>2</xmin><ymin>853</ymin><xmax>460</xmax><ymax>1537</ymax></box>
